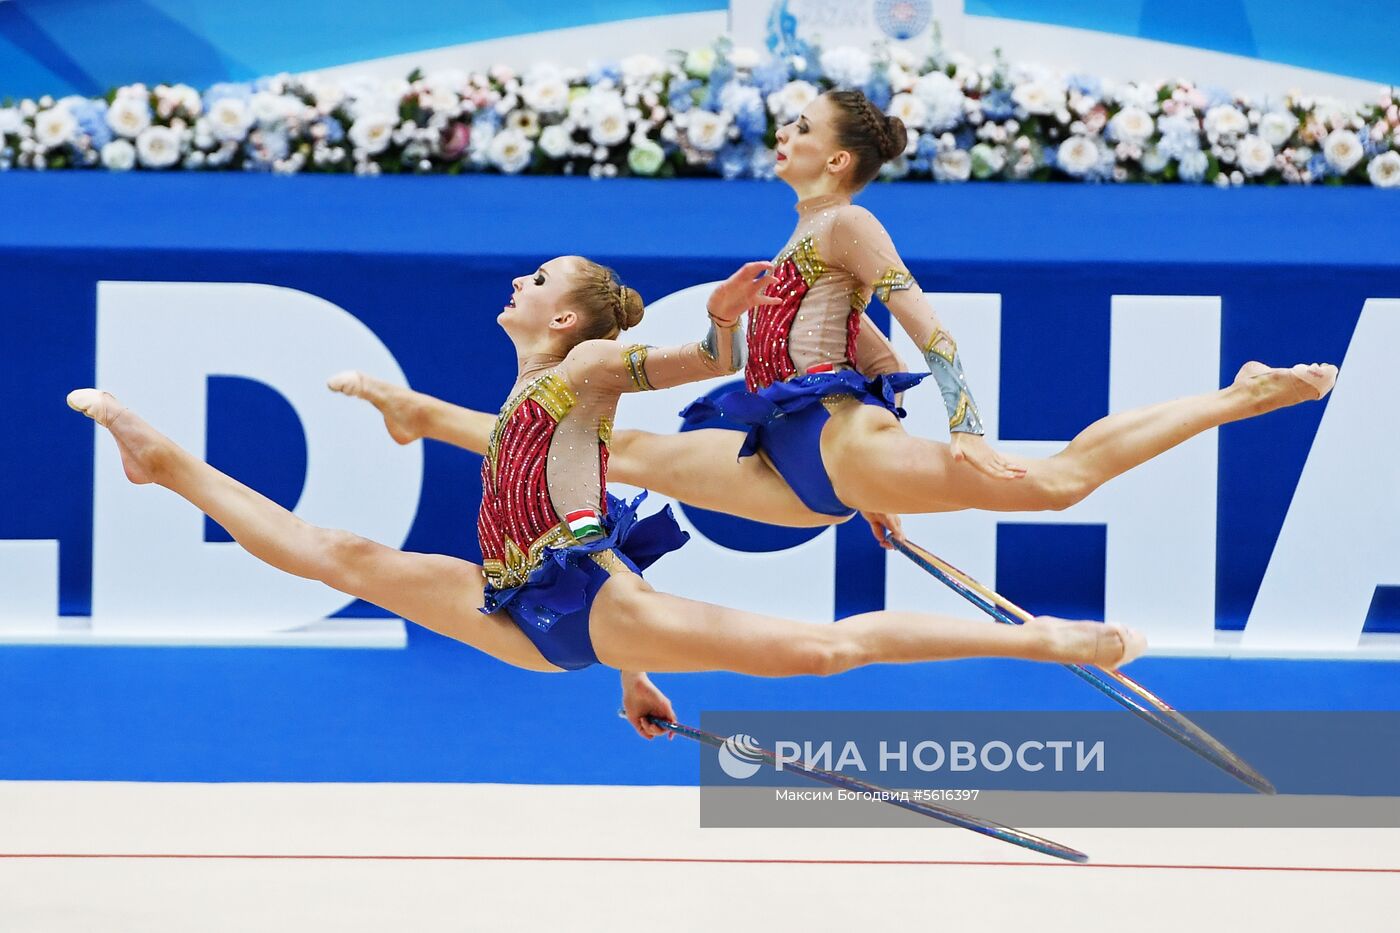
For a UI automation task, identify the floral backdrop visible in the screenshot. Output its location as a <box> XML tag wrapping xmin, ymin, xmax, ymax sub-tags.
<box><xmin>2</xmin><ymin>37</ymin><xmax>1397</xmax><ymax>186</ymax></box>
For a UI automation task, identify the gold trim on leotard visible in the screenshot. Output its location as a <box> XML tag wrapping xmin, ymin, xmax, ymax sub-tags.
<box><xmin>872</xmin><ymin>267</ymin><xmax>916</xmax><ymax>303</ymax></box>
<box><xmin>621</xmin><ymin>344</ymin><xmax>655</xmax><ymax>391</ymax></box>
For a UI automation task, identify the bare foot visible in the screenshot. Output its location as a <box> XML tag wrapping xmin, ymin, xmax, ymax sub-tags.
<box><xmin>66</xmin><ymin>389</ymin><xmax>160</xmax><ymax>485</ymax></box>
<box><xmin>327</xmin><ymin>370</ymin><xmax>421</xmax><ymax>445</ymax></box>
<box><xmin>1233</xmin><ymin>361</ymin><xmax>1338</xmax><ymax>417</ymax></box>
<box><xmin>1030</xmin><ymin>616</ymin><xmax>1147</xmax><ymax>670</ymax></box>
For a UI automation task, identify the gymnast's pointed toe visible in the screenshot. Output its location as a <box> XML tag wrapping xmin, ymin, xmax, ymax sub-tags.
<box><xmin>1101</xmin><ymin>622</ymin><xmax>1147</xmax><ymax>670</ymax></box>
<box><xmin>67</xmin><ymin>388</ymin><xmax>122</xmax><ymax>427</ymax></box>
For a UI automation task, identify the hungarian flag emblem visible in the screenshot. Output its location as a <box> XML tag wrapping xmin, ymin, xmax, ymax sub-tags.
<box><xmin>566</xmin><ymin>508</ymin><xmax>604</xmax><ymax>539</ymax></box>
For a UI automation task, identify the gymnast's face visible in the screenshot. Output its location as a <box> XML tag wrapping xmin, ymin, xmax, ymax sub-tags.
<box><xmin>498</xmin><ymin>255</ymin><xmax>584</xmax><ymax>343</ymax></box>
<box><xmin>773</xmin><ymin>94</ymin><xmax>852</xmax><ymax>191</ymax></box>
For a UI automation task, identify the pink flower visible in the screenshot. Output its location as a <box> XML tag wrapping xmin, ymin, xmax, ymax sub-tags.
<box><xmin>440</xmin><ymin>121</ymin><xmax>470</xmax><ymax>159</ymax></box>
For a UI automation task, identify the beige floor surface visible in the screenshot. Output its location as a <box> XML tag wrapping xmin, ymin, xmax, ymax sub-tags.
<box><xmin>0</xmin><ymin>782</ymin><xmax>1393</xmax><ymax>932</ymax></box>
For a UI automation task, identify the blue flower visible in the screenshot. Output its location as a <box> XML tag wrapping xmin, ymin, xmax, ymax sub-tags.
<box><xmin>736</xmin><ymin>103</ymin><xmax>768</xmax><ymax>142</ymax></box>
<box><xmin>718</xmin><ymin>142</ymin><xmax>753</xmax><ymax>179</ymax></box>
<box><xmin>909</xmin><ymin>156</ymin><xmax>931</xmax><ymax>174</ymax></box>
<box><xmin>749</xmin><ymin>59</ymin><xmax>791</xmax><ymax>97</ymax></box>
<box><xmin>953</xmin><ymin>127</ymin><xmax>976</xmax><ymax>150</ymax></box>
<box><xmin>916</xmin><ymin>133</ymin><xmax>939</xmax><ymax>158</ymax></box>
<box><xmin>1202</xmin><ymin>85</ymin><xmax>1235</xmax><ymax>109</ymax></box>
<box><xmin>587</xmin><ymin>61</ymin><xmax>621</xmax><ymax>85</ymax></box>
<box><xmin>67</xmin><ymin>98</ymin><xmax>112</xmax><ymax>149</ymax></box>
<box><xmin>1068</xmin><ymin>74</ymin><xmax>1101</xmax><ymax>98</ymax></box>
<box><xmin>981</xmin><ymin>89</ymin><xmax>1015</xmax><ymax>121</ymax></box>
<box><xmin>320</xmin><ymin>116</ymin><xmax>345</xmax><ymax>144</ymax></box>
<box><xmin>473</xmin><ymin>109</ymin><xmax>502</xmax><ymax>132</ymax></box>
<box><xmin>1306</xmin><ymin>152</ymin><xmax>1331</xmax><ymax>179</ymax></box>
<box><xmin>203</xmin><ymin>82</ymin><xmax>253</xmax><ymax>111</ymax></box>
<box><xmin>668</xmin><ymin>79</ymin><xmax>700</xmax><ymax>114</ymax></box>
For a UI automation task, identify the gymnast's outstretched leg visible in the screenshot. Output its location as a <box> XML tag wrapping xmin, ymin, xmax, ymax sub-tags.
<box><xmin>67</xmin><ymin>389</ymin><xmax>560</xmax><ymax>672</ymax></box>
<box><xmin>588</xmin><ymin>571</ymin><xmax>1144</xmax><ymax>675</ymax></box>
<box><xmin>823</xmin><ymin>361</ymin><xmax>1337</xmax><ymax>514</ymax></box>
<box><xmin>328</xmin><ymin>370</ymin><xmax>841</xmax><ymax>529</ymax></box>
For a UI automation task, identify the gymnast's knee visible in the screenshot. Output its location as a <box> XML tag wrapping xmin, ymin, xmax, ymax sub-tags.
<box><xmin>317</xmin><ymin>527</ymin><xmax>382</xmax><ymax>589</ymax></box>
<box><xmin>783</xmin><ymin>627</ymin><xmax>863</xmax><ymax>678</ymax></box>
<box><xmin>1039</xmin><ymin>471</ymin><xmax>1094</xmax><ymax>512</ymax></box>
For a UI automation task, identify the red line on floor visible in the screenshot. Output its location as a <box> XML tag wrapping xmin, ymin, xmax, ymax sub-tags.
<box><xmin>0</xmin><ymin>854</ymin><xmax>1395</xmax><ymax>873</ymax></box>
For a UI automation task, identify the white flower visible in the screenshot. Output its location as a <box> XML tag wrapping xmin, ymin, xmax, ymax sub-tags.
<box><xmin>1367</xmin><ymin>150</ymin><xmax>1400</xmax><ymax>188</ymax></box>
<box><xmin>506</xmin><ymin>109</ymin><xmax>540</xmax><ymax>138</ymax></box>
<box><xmin>135</xmin><ymin>125</ymin><xmax>181</xmax><ymax>168</ymax></box>
<box><xmin>1056</xmin><ymin>135</ymin><xmax>1101</xmax><ymax>176</ymax></box>
<box><xmin>538</xmin><ymin>124</ymin><xmax>573</xmax><ymax>159</ymax></box>
<box><xmin>684</xmin><ymin>46</ymin><xmax>716</xmax><ymax>79</ymax></box>
<box><xmin>105</xmin><ymin>95</ymin><xmax>151</xmax><ymax>138</ymax></box>
<box><xmin>1204</xmin><ymin>105</ymin><xmax>1249</xmax><ymax>139</ymax></box>
<box><xmin>820</xmin><ymin>47</ymin><xmax>872</xmax><ymax>89</ymax></box>
<box><xmin>33</xmin><ymin>107</ymin><xmax>77</xmax><ymax>148</ymax></box>
<box><xmin>208</xmin><ymin>97</ymin><xmax>254</xmax><ymax>141</ymax></box>
<box><xmin>730</xmin><ymin>47</ymin><xmax>762</xmax><ymax>70</ymax></box>
<box><xmin>1322</xmin><ymin>129</ymin><xmax>1363</xmax><ymax>172</ymax></box>
<box><xmin>1178</xmin><ymin>149</ymin><xmax>1209</xmax><ymax>182</ymax></box>
<box><xmin>158</xmin><ymin>83</ymin><xmax>203</xmax><ymax>116</ymax></box>
<box><xmin>488</xmin><ymin>128</ymin><xmax>533</xmax><ymax>173</ymax></box>
<box><xmin>932</xmin><ymin>149</ymin><xmax>971</xmax><ymax>182</ymax></box>
<box><xmin>589</xmin><ymin>99</ymin><xmax>630</xmax><ymax>147</ymax></box>
<box><xmin>886</xmin><ymin>93</ymin><xmax>928</xmax><ymax>131</ymax></box>
<box><xmin>1258</xmin><ymin>111</ymin><xmax>1297</xmax><ymax>148</ymax></box>
<box><xmin>0</xmin><ymin>107</ymin><xmax>22</xmax><ymax>134</ymax></box>
<box><xmin>911</xmin><ymin>72</ymin><xmax>965</xmax><ymax>131</ymax></box>
<box><xmin>1141</xmin><ymin>145</ymin><xmax>1169</xmax><ymax>173</ymax></box>
<box><xmin>348</xmin><ymin>111</ymin><xmax>397</xmax><ymax>154</ymax></box>
<box><xmin>250</xmin><ymin>92</ymin><xmax>298</xmax><ymax>124</ymax></box>
<box><xmin>1112</xmin><ymin>81</ymin><xmax>1160</xmax><ymax>114</ymax></box>
<box><xmin>423</xmin><ymin>70</ymin><xmax>466</xmax><ymax>102</ymax></box>
<box><xmin>621</xmin><ymin>54</ymin><xmax>663</xmax><ymax>81</ymax></box>
<box><xmin>1012</xmin><ymin>81</ymin><xmax>1063</xmax><ymax>116</ymax></box>
<box><xmin>1107</xmin><ymin>106</ymin><xmax>1154</xmax><ymax>145</ymax></box>
<box><xmin>685</xmin><ymin>110</ymin><xmax>730</xmax><ymax>152</ymax></box>
<box><xmin>522</xmin><ymin>77</ymin><xmax>569</xmax><ymax>115</ymax></box>
<box><xmin>304</xmin><ymin>75</ymin><xmax>346</xmax><ymax>113</ymax></box>
<box><xmin>100</xmin><ymin>138</ymin><xmax>136</xmax><ymax>171</ymax></box>
<box><xmin>1237</xmin><ymin>135</ymin><xmax>1274</xmax><ymax>176</ymax></box>
<box><xmin>768</xmin><ymin>80</ymin><xmax>818</xmax><ymax>123</ymax></box>
<box><xmin>719</xmin><ymin>81</ymin><xmax>762</xmax><ymax>117</ymax></box>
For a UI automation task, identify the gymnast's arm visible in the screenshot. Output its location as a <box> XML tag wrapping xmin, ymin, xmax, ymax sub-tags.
<box><xmin>832</xmin><ymin>206</ymin><xmax>1025</xmax><ymax>479</ymax></box>
<box><xmin>564</xmin><ymin>260</ymin><xmax>779</xmax><ymax>393</ymax></box>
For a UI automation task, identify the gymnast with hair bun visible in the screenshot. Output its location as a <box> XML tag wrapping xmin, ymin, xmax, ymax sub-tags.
<box><xmin>68</xmin><ymin>253</ymin><xmax>1148</xmax><ymax>742</ymax></box>
<box><xmin>333</xmin><ymin>89</ymin><xmax>1337</xmax><ymax>548</ymax></box>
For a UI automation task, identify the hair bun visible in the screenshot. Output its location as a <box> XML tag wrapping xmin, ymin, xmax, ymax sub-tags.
<box><xmin>881</xmin><ymin>115</ymin><xmax>909</xmax><ymax>161</ymax></box>
<box><xmin>616</xmin><ymin>286</ymin><xmax>645</xmax><ymax>331</ymax></box>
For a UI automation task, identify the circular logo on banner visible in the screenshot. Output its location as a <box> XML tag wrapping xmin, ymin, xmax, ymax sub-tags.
<box><xmin>718</xmin><ymin>733</ymin><xmax>766</xmax><ymax>780</ymax></box>
<box><xmin>874</xmin><ymin>0</ymin><xmax>932</xmax><ymax>40</ymax></box>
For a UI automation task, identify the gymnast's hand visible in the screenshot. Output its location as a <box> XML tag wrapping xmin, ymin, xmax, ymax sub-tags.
<box><xmin>862</xmin><ymin>512</ymin><xmax>905</xmax><ymax>549</ymax></box>
<box><xmin>620</xmin><ymin>672</ymin><xmax>677</xmax><ymax>740</ymax></box>
<box><xmin>950</xmin><ymin>433</ymin><xmax>1028</xmax><ymax>480</ymax></box>
<box><xmin>706</xmin><ymin>261</ymin><xmax>782</xmax><ymax>325</ymax></box>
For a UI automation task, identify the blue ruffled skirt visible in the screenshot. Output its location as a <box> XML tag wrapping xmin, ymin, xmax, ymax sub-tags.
<box><xmin>681</xmin><ymin>370</ymin><xmax>927</xmax><ymax>517</ymax></box>
<box><xmin>480</xmin><ymin>491</ymin><xmax>689</xmax><ymax>671</ymax></box>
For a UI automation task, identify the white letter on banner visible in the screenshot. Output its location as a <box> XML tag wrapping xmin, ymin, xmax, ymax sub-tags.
<box><xmin>91</xmin><ymin>282</ymin><xmax>422</xmax><ymax>636</ymax></box>
<box><xmin>1243</xmin><ymin>299</ymin><xmax>1400</xmax><ymax>651</ymax></box>
<box><xmin>885</xmin><ymin>294</ymin><xmax>1220</xmax><ymax>649</ymax></box>
<box><xmin>0</xmin><ymin>540</ymin><xmax>60</xmax><ymax>633</ymax></box>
